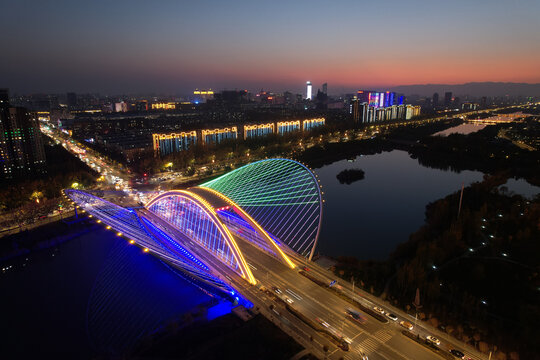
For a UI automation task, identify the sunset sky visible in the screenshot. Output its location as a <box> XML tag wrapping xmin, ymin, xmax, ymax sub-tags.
<box><xmin>2</xmin><ymin>0</ymin><xmax>540</xmax><ymax>94</ymax></box>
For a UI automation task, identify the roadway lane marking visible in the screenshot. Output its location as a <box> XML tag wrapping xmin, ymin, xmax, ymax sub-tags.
<box><xmin>374</xmin><ymin>329</ymin><xmax>393</xmax><ymax>342</ymax></box>
<box><xmin>286</xmin><ymin>288</ymin><xmax>303</xmax><ymax>300</ymax></box>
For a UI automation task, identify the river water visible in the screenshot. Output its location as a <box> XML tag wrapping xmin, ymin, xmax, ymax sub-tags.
<box><xmin>2</xmin><ymin>145</ymin><xmax>537</xmax><ymax>357</ymax></box>
<box><xmin>0</xmin><ymin>225</ymin><xmax>212</xmax><ymax>358</ymax></box>
<box><xmin>314</xmin><ymin>150</ymin><xmax>485</xmax><ymax>260</ymax></box>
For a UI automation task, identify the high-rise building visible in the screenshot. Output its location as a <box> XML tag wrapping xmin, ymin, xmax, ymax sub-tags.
<box><xmin>0</xmin><ymin>89</ymin><xmax>9</xmax><ymax>107</ymax></box>
<box><xmin>444</xmin><ymin>92</ymin><xmax>452</xmax><ymax>107</ymax></box>
<box><xmin>193</xmin><ymin>89</ymin><xmax>214</xmax><ymax>103</ymax></box>
<box><xmin>244</xmin><ymin>123</ymin><xmax>274</xmax><ymax>139</ymax></box>
<box><xmin>201</xmin><ymin>127</ymin><xmax>237</xmax><ymax>145</ymax></box>
<box><xmin>277</xmin><ymin>120</ymin><xmax>301</xmax><ymax>134</ymax></box>
<box><xmin>153</xmin><ymin>131</ymin><xmax>197</xmax><ymax>156</ymax></box>
<box><xmin>302</xmin><ymin>118</ymin><xmax>325</xmax><ymax>131</ymax></box>
<box><xmin>356</xmin><ymin>90</ymin><xmax>396</xmax><ymax>108</ymax></box>
<box><xmin>322</xmin><ymin>83</ymin><xmax>327</xmax><ymax>95</ymax></box>
<box><xmin>306</xmin><ymin>81</ymin><xmax>312</xmax><ymax>100</ymax></box>
<box><xmin>480</xmin><ymin>96</ymin><xmax>487</xmax><ymax>109</ymax></box>
<box><xmin>0</xmin><ymin>90</ymin><xmax>46</xmax><ymax>179</ymax></box>
<box><xmin>432</xmin><ymin>93</ymin><xmax>439</xmax><ymax>108</ymax></box>
<box><xmin>66</xmin><ymin>92</ymin><xmax>77</xmax><ymax>109</ymax></box>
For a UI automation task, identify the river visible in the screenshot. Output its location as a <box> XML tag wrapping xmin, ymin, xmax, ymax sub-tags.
<box><xmin>314</xmin><ymin>150</ymin><xmax>485</xmax><ymax>260</ymax></box>
<box><xmin>0</xmin><ymin>224</ymin><xmax>213</xmax><ymax>358</ymax></box>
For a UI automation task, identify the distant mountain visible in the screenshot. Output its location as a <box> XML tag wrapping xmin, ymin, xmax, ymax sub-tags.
<box><xmin>389</xmin><ymin>82</ymin><xmax>540</xmax><ymax>97</ymax></box>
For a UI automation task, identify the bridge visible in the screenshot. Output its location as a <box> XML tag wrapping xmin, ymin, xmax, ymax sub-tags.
<box><xmin>64</xmin><ymin>158</ymin><xmax>487</xmax><ymax>360</ymax></box>
<box><xmin>64</xmin><ymin>158</ymin><xmax>322</xmax><ymax>302</ymax></box>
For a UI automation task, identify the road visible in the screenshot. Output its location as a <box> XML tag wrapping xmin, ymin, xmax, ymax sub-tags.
<box><xmin>137</xmin><ymin>205</ymin><xmax>480</xmax><ymax>360</ymax></box>
<box><xmin>236</xmin><ymin>237</ymin><xmax>455</xmax><ymax>360</ymax></box>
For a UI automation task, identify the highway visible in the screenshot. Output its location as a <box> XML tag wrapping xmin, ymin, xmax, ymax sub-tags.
<box><xmin>138</xmin><ymin>204</ymin><xmax>482</xmax><ymax>360</ymax></box>
<box><xmin>51</xmin><ymin>107</ymin><xmax>522</xmax><ymax>359</ymax></box>
<box><xmin>236</xmin><ymin>237</ymin><xmax>453</xmax><ymax>360</ymax></box>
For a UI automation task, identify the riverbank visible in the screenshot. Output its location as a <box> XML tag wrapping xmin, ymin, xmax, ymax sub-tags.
<box><xmin>332</xmin><ymin>174</ymin><xmax>539</xmax><ymax>359</ymax></box>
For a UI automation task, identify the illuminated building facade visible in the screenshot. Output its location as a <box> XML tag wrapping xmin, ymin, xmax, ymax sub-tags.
<box><xmin>151</xmin><ymin>102</ymin><xmax>176</xmax><ymax>110</ymax></box>
<box><xmin>302</xmin><ymin>118</ymin><xmax>325</xmax><ymax>131</ymax></box>
<box><xmin>350</xmin><ymin>99</ymin><xmax>420</xmax><ymax>123</ymax></box>
<box><xmin>0</xmin><ymin>90</ymin><xmax>46</xmax><ymax>179</ymax></box>
<box><xmin>202</xmin><ymin>127</ymin><xmax>237</xmax><ymax>145</ymax></box>
<box><xmin>357</xmin><ymin>90</ymin><xmax>397</xmax><ymax>108</ymax></box>
<box><xmin>405</xmin><ymin>105</ymin><xmax>421</xmax><ymax>120</ymax></box>
<box><xmin>244</xmin><ymin>123</ymin><xmax>274</xmax><ymax>139</ymax></box>
<box><xmin>152</xmin><ymin>131</ymin><xmax>197</xmax><ymax>156</ymax></box>
<box><xmin>461</xmin><ymin>102</ymin><xmax>479</xmax><ymax>111</ymax></box>
<box><xmin>306</xmin><ymin>81</ymin><xmax>312</xmax><ymax>100</ymax></box>
<box><xmin>277</xmin><ymin>120</ymin><xmax>301</xmax><ymax>135</ymax></box>
<box><xmin>193</xmin><ymin>89</ymin><xmax>214</xmax><ymax>103</ymax></box>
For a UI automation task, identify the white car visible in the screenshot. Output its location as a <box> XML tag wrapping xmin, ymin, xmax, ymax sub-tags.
<box><xmin>284</xmin><ymin>296</ymin><xmax>294</xmax><ymax>304</ymax></box>
<box><xmin>316</xmin><ymin>318</ymin><xmax>330</xmax><ymax>328</ymax></box>
<box><xmin>427</xmin><ymin>335</ymin><xmax>441</xmax><ymax>345</ymax></box>
<box><xmin>385</xmin><ymin>313</ymin><xmax>398</xmax><ymax>321</ymax></box>
<box><xmin>373</xmin><ymin>306</ymin><xmax>385</xmax><ymax>315</ymax></box>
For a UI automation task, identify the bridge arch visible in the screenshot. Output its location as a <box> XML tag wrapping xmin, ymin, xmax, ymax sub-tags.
<box><xmin>200</xmin><ymin>158</ymin><xmax>323</xmax><ymax>259</ymax></box>
<box><xmin>146</xmin><ymin>190</ymin><xmax>256</xmax><ymax>284</ymax></box>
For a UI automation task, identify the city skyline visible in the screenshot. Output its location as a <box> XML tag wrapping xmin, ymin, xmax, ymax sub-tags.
<box><xmin>2</xmin><ymin>0</ymin><xmax>540</xmax><ymax>94</ymax></box>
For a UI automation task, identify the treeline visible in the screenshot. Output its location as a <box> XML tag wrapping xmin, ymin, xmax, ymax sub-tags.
<box><xmin>334</xmin><ymin>175</ymin><xmax>539</xmax><ymax>359</ymax></box>
<box><xmin>410</xmin><ymin>120</ymin><xmax>540</xmax><ymax>185</ymax></box>
<box><xmin>297</xmin><ymin>118</ymin><xmax>463</xmax><ymax>168</ymax></box>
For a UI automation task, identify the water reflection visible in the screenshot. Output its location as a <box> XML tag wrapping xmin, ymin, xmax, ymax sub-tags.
<box><xmin>0</xmin><ymin>226</ymin><xmax>212</xmax><ymax>358</ymax></box>
<box><xmin>315</xmin><ymin>150</ymin><xmax>484</xmax><ymax>260</ymax></box>
<box><xmin>432</xmin><ymin>123</ymin><xmax>487</xmax><ymax>136</ymax></box>
<box><xmin>87</xmin><ymin>237</ymin><xmax>214</xmax><ymax>356</ymax></box>
<box><xmin>500</xmin><ymin>178</ymin><xmax>540</xmax><ymax>199</ymax></box>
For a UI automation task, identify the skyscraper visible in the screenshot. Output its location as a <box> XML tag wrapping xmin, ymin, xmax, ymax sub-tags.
<box><xmin>0</xmin><ymin>89</ymin><xmax>46</xmax><ymax>179</ymax></box>
<box><xmin>66</xmin><ymin>92</ymin><xmax>77</xmax><ymax>109</ymax></box>
<box><xmin>322</xmin><ymin>83</ymin><xmax>327</xmax><ymax>95</ymax></box>
<box><xmin>0</xmin><ymin>89</ymin><xmax>8</xmax><ymax>107</ymax></box>
<box><xmin>432</xmin><ymin>92</ymin><xmax>439</xmax><ymax>108</ymax></box>
<box><xmin>444</xmin><ymin>92</ymin><xmax>452</xmax><ymax>107</ymax></box>
<box><xmin>306</xmin><ymin>81</ymin><xmax>312</xmax><ymax>100</ymax></box>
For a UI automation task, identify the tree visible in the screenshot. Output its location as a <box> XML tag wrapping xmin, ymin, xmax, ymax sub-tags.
<box><xmin>29</xmin><ymin>191</ymin><xmax>44</xmax><ymax>204</ymax></box>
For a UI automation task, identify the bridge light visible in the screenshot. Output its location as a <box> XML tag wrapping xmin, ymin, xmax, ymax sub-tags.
<box><xmin>96</xmin><ymin>220</ymin><xmax>101</xmax><ymax>223</ymax></box>
<box><xmin>129</xmin><ymin>240</ymin><xmax>135</xmax><ymax>244</ymax></box>
<box><xmin>116</xmin><ymin>232</ymin><xmax>123</xmax><ymax>236</ymax></box>
<box><xmin>143</xmin><ymin>248</ymin><xmax>149</xmax><ymax>253</ymax></box>
<box><xmin>106</xmin><ymin>225</ymin><xmax>111</xmax><ymax>230</ymax></box>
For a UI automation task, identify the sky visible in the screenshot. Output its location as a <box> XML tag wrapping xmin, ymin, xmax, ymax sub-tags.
<box><xmin>1</xmin><ymin>0</ymin><xmax>540</xmax><ymax>95</ymax></box>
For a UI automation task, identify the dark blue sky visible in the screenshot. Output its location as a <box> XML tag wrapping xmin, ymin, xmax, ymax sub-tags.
<box><xmin>2</xmin><ymin>0</ymin><xmax>539</xmax><ymax>94</ymax></box>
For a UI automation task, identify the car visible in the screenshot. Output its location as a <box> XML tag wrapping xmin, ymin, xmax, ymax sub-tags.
<box><xmin>272</xmin><ymin>286</ymin><xmax>282</xmax><ymax>295</ymax></box>
<box><xmin>284</xmin><ymin>296</ymin><xmax>294</xmax><ymax>304</ymax></box>
<box><xmin>373</xmin><ymin>306</ymin><xmax>385</xmax><ymax>315</ymax></box>
<box><xmin>450</xmin><ymin>349</ymin><xmax>465</xmax><ymax>359</ymax></box>
<box><xmin>426</xmin><ymin>335</ymin><xmax>441</xmax><ymax>345</ymax></box>
<box><xmin>316</xmin><ymin>318</ymin><xmax>330</xmax><ymax>328</ymax></box>
<box><xmin>399</xmin><ymin>320</ymin><xmax>413</xmax><ymax>330</ymax></box>
<box><xmin>385</xmin><ymin>313</ymin><xmax>398</xmax><ymax>321</ymax></box>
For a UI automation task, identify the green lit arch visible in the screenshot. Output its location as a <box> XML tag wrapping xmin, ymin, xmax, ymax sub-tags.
<box><xmin>200</xmin><ymin>158</ymin><xmax>323</xmax><ymax>259</ymax></box>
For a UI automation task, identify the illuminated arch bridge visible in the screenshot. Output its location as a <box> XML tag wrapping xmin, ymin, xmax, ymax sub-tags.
<box><xmin>66</xmin><ymin>158</ymin><xmax>322</xmax><ymax>291</ymax></box>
